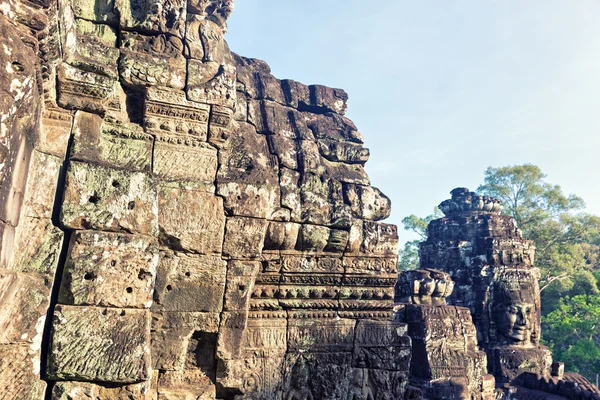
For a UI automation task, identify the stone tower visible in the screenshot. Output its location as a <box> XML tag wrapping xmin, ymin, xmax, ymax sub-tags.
<box><xmin>0</xmin><ymin>0</ymin><xmax>411</xmax><ymax>398</ymax></box>
<box><xmin>419</xmin><ymin>188</ymin><xmax>552</xmax><ymax>384</ymax></box>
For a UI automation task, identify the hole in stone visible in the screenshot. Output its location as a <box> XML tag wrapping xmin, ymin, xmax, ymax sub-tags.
<box><xmin>112</xmin><ymin>180</ymin><xmax>121</xmax><ymax>188</ymax></box>
<box><xmin>185</xmin><ymin>271</ymin><xmax>191</xmax><ymax>277</ymax></box>
<box><xmin>83</xmin><ymin>272</ymin><xmax>95</xmax><ymax>280</ymax></box>
<box><xmin>126</xmin><ymin>287</ymin><xmax>133</xmax><ymax>293</ymax></box>
<box><xmin>88</xmin><ymin>194</ymin><xmax>101</xmax><ymax>204</ymax></box>
<box><xmin>110</xmin><ymin>260</ymin><xmax>117</xmax><ymax>267</ymax></box>
<box><xmin>238</xmin><ymin>284</ymin><xmax>247</xmax><ymax>292</ymax></box>
<box><xmin>120</xmin><ymin>310</ymin><xmax>126</xmax><ymax>316</ymax></box>
<box><xmin>127</xmin><ymin>201</ymin><xmax>136</xmax><ymax>210</ymax></box>
<box><xmin>138</xmin><ymin>269</ymin><xmax>152</xmax><ymax>280</ymax></box>
<box><xmin>11</xmin><ymin>61</ymin><xmax>24</xmax><ymax>72</ymax></box>
<box><xmin>166</xmin><ymin>285</ymin><xmax>173</xmax><ymax>291</ymax></box>
<box><xmin>102</xmin><ymin>309</ymin><xmax>108</xmax><ymax>316</ymax></box>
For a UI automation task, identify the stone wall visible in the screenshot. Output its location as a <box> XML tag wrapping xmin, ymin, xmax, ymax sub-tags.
<box><xmin>0</xmin><ymin>0</ymin><xmax>410</xmax><ymax>398</ymax></box>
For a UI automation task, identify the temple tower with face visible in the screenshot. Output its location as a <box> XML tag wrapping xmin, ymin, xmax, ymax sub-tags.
<box><xmin>419</xmin><ymin>188</ymin><xmax>552</xmax><ymax>385</ymax></box>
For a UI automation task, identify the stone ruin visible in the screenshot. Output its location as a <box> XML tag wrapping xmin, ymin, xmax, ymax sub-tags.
<box><xmin>0</xmin><ymin>0</ymin><xmax>598</xmax><ymax>398</ymax></box>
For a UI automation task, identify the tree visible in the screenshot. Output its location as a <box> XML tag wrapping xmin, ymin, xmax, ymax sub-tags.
<box><xmin>477</xmin><ymin>164</ymin><xmax>600</xmax><ymax>294</ymax></box>
<box><xmin>542</xmin><ymin>295</ymin><xmax>600</xmax><ymax>381</ymax></box>
<box><xmin>398</xmin><ymin>209</ymin><xmax>442</xmax><ymax>271</ymax></box>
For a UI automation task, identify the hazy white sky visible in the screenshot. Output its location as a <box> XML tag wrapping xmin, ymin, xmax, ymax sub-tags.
<box><xmin>226</xmin><ymin>1</ymin><xmax>600</xmax><ymax>244</ymax></box>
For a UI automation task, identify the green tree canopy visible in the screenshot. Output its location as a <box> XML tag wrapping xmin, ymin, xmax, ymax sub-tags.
<box><xmin>542</xmin><ymin>295</ymin><xmax>600</xmax><ymax>381</ymax></box>
<box><xmin>477</xmin><ymin>164</ymin><xmax>600</xmax><ymax>294</ymax></box>
<box><xmin>398</xmin><ymin>209</ymin><xmax>442</xmax><ymax>271</ymax></box>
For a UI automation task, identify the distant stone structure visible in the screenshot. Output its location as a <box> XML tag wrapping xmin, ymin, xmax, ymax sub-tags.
<box><xmin>0</xmin><ymin>0</ymin><xmax>599</xmax><ymax>398</ymax></box>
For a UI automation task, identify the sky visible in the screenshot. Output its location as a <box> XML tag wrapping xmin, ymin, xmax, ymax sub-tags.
<box><xmin>225</xmin><ymin>0</ymin><xmax>600</xmax><ymax>244</ymax></box>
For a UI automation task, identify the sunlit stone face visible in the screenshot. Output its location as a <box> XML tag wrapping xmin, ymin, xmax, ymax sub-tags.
<box><xmin>492</xmin><ymin>269</ymin><xmax>539</xmax><ymax>346</ymax></box>
<box><xmin>496</xmin><ymin>302</ymin><xmax>534</xmax><ymax>344</ymax></box>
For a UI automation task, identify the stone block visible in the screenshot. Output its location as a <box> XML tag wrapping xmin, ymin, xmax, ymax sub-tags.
<box><xmin>119</xmin><ymin>32</ymin><xmax>187</xmax><ymax>89</ymax></box>
<box><xmin>287</xmin><ymin>316</ymin><xmax>355</xmax><ymax>352</ymax></box>
<box><xmin>52</xmin><ymin>377</ymin><xmax>157</xmax><ymax>400</ymax></box>
<box><xmin>48</xmin><ymin>305</ymin><xmax>151</xmax><ymax>383</ymax></box>
<box><xmin>67</xmin><ymin>20</ymin><xmax>120</xmax><ymax>79</ymax></box>
<box><xmin>144</xmin><ymin>87</ymin><xmax>210</xmax><ymax>140</ymax></box>
<box><xmin>280</xmin><ymin>168</ymin><xmax>302</xmax><ymax>221</ymax></box>
<box><xmin>264</xmin><ymin>221</ymin><xmax>300</xmax><ymax>251</ymax></box>
<box><xmin>153</xmin><ymin>252</ymin><xmax>226</xmax><ymax>312</ymax></box>
<box><xmin>309</xmin><ymin>84</ymin><xmax>348</xmax><ymax>115</ymax></box>
<box><xmin>343</xmin><ymin>256</ymin><xmax>398</xmax><ymax>275</ymax></box>
<box><xmin>21</xmin><ymin>150</ymin><xmax>61</xmax><ymax>219</ymax></box>
<box><xmin>10</xmin><ymin>217</ymin><xmax>63</xmax><ymax>275</ymax></box>
<box><xmin>158</xmin><ymin>187</ymin><xmax>225</xmax><ymax>254</ymax></box>
<box><xmin>0</xmin><ymin>271</ymin><xmax>50</xmax><ymax>345</ymax></box>
<box><xmin>298</xmin><ymin>173</ymin><xmax>332</xmax><ymax>225</ymax></box>
<box><xmin>157</xmin><ymin>370</ymin><xmax>215</xmax><ymax>400</ymax></box>
<box><xmin>70</xmin><ymin>0</ymin><xmax>118</xmax><ymax>23</ymax></box>
<box><xmin>70</xmin><ymin>112</ymin><xmax>153</xmax><ymax>172</ymax></box>
<box><xmin>38</xmin><ymin>108</ymin><xmax>73</xmax><ymax>157</ymax></box>
<box><xmin>186</xmin><ymin>60</ymin><xmax>236</xmax><ymax>108</ymax></box>
<box><xmin>207</xmin><ymin>105</ymin><xmax>234</xmax><ymax>148</ymax></box>
<box><xmin>267</xmin><ymin>135</ymin><xmax>298</xmax><ymax>170</ymax></box>
<box><xmin>57</xmin><ymin>63</ymin><xmax>118</xmax><ymax>114</ymax></box>
<box><xmin>306</xmin><ymin>113</ymin><xmax>363</xmax><ymax>144</ymax></box>
<box><xmin>216</xmin><ymin>311</ymin><xmax>248</xmax><ymax>360</ymax></box>
<box><xmin>61</xmin><ymin>161</ymin><xmax>158</xmax><ymax>235</ymax></box>
<box><xmin>281</xmin><ymin>255</ymin><xmax>343</xmax><ymax>274</ymax></box>
<box><xmin>217</xmin><ymin>123</ymin><xmax>280</xmax><ymax>219</ymax></box>
<box><xmin>343</xmin><ymin>184</ymin><xmax>391</xmax><ymax>221</ymax></box>
<box><xmin>153</xmin><ymin>139</ymin><xmax>217</xmax><ymax>185</ymax></box>
<box><xmin>0</xmin><ymin>344</ymin><xmax>47</xmax><ymax>400</ymax></box>
<box><xmin>115</xmin><ymin>0</ymin><xmax>187</xmax><ymax>36</ymax></box>
<box><xmin>362</xmin><ymin>222</ymin><xmax>399</xmax><ymax>256</ymax></box>
<box><xmin>297</xmin><ymin>140</ymin><xmax>322</xmax><ymax>171</ymax></box>
<box><xmin>317</xmin><ymin>140</ymin><xmax>369</xmax><ymax>165</ymax></box>
<box><xmin>58</xmin><ymin>231</ymin><xmax>159</xmax><ymax>308</ymax></box>
<box><xmin>223</xmin><ymin>261</ymin><xmax>260</xmax><ymax>311</ymax></box>
<box><xmin>296</xmin><ymin>224</ymin><xmax>329</xmax><ymax>252</ymax></box>
<box><xmin>151</xmin><ymin>311</ymin><xmax>220</xmax><ymax>371</ymax></box>
<box><xmin>222</xmin><ymin>217</ymin><xmax>268</xmax><ymax>259</ymax></box>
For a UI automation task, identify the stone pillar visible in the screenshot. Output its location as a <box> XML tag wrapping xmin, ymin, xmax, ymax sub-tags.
<box><xmin>394</xmin><ymin>268</ymin><xmax>494</xmax><ymax>400</ymax></box>
<box><xmin>420</xmin><ymin>188</ymin><xmax>552</xmax><ymax>386</ymax></box>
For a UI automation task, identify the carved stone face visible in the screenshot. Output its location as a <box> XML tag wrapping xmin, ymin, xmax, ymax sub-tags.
<box><xmin>496</xmin><ymin>302</ymin><xmax>534</xmax><ymax>344</ymax></box>
<box><xmin>492</xmin><ymin>270</ymin><xmax>539</xmax><ymax>345</ymax></box>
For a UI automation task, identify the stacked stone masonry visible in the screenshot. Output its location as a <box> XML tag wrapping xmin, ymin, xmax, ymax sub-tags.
<box><xmin>0</xmin><ymin>0</ymin><xmax>598</xmax><ymax>398</ymax></box>
<box><xmin>0</xmin><ymin>0</ymin><xmax>407</xmax><ymax>398</ymax></box>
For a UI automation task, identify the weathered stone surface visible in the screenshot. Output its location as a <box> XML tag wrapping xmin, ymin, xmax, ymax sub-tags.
<box><xmin>144</xmin><ymin>87</ymin><xmax>210</xmax><ymax>140</ymax></box>
<box><xmin>153</xmin><ymin>252</ymin><xmax>226</xmax><ymax>312</ymax></box>
<box><xmin>120</xmin><ymin>32</ymin><xmax>187</xmax><ymax>89</ymax></box>
<box><xmin>61</xmin><ymin>161</ymin><xmax>158</xmax><ymax>235</ymax></box>
<box><xmin>21</xmin><ymin>150</ymin><xmax>61</xmax><ymax>218</ymax></box>
<box><xmin>10</xmin><ymin>217</ymin><xmax>63</xmax><ymax>275</ymax></box>
<box><xmin>158</xmin><ymin>186</ymin><xmax>225</xmax><ymax>253</ymax></box>
<box><xmin>52</xmin><ymin>377</ymin><xmax>158</xmax><ymax>400</ymax></box>
<box><xmin>222</xmin><ymin>216</ymin><xmax>268</xmax><ymax>259</ymax></box>
<box><xmin>153</xmin><ymin>139</ymin><xmax>217</xmax><ymax>185</ymax></box>
<box><xmin>216</xmin><ymin>122</ymin><xmax>279</xmax><ymax>219</ymax></box>
<box><xmin>56</xmin><ymin>63</ymin><xmax>118</xmax><ymax>114</ymax></box>
<box><xmin>157</xmin><ymin>370</ymin><xmax>216</xmax><ymax>400</ymax></box>
<box><xmin>48</xmin><ymin>305</ymin><xmax>151</xmax><ymax>382</ymax></box>
<box><xmin>70</xmin><ymin>112</ymin><xmax>153</xmax><ymax>172</ymax></box>
<box><xmin>223</xmin><ymin>260</ymin><xmax>260</xmax><ymax>311</ymax></box>
<box><xmin>58</xmin><ymin>231</ymin><xmax>159</xmax><ymax>308</ymax></box>
<box><xmin>115</xmin><ymin>0</ymin><xmax>187</xmax><ymax>36</ymax></box>
<box><xmin>0</xmin><ymin>271</ymin><xmax>49</xmax><ymax>344</ymax></box>
<box><xmin>151</xmin><ymin>311</ymin><xmax>220</xmax><ymax>371</ymax></box>
<box><xmin>343</xmin><ymin>184</ymin><xmax>391</xmax><ymax>221</ymax></box>
<box><xmin>0</xmin><ymin>344</ymin><xmax>47</xmax><ymax>400</ymax></box>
